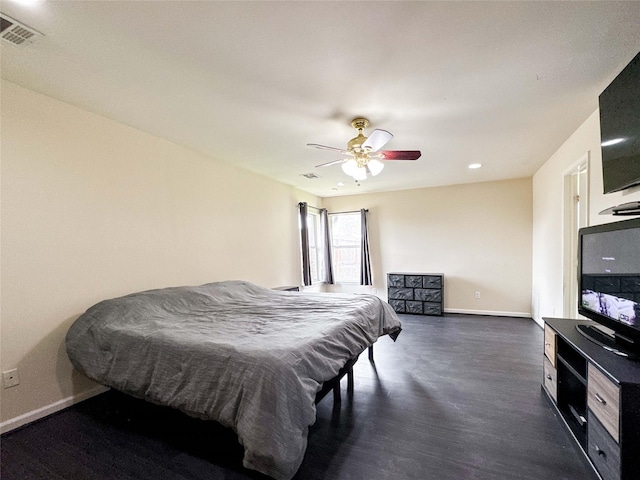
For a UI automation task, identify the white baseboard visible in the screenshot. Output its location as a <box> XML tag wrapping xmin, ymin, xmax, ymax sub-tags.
<box><xmin>444</xmin><ymin>308</ymin><xmax>532</xmax><ymax>318</ymax></box>
<box><xmin>0</xmin><ymin>385</ymin><xmax>109</xmax><ymax>434</ymax></box>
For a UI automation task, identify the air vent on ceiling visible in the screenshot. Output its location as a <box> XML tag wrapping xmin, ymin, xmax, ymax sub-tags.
<box><xmin>0</xmin><ymin>12</ymin><xmax>43</xmax><ymax>46</ymax></box>
<box><xmin>300</xmin><ymin>173</ymin><xmax>321</xmax><ymax>179</ymax></box>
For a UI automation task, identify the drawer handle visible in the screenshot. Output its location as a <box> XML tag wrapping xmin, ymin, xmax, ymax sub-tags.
<box><xmin>594</xmin><ymin>393</ymin><xmax>607</xmax><ymax>405</ymax></box>
<box><xmin>594</xmin><ymin>444</ymin><xmax>606</xmax><ymax>458</ymax></box>
<box><xmin>546</xmin><ymin>374</ymin><xmax>552</xmax><ymax>380</ymax></box>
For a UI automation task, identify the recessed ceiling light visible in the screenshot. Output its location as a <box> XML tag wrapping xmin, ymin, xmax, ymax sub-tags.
<box><xmin>601</xmin><ymin>138</ymin><xmax>625</xmax><ymax>147</ymax></box>
<box><xmin>337</xmin><ymin>182</ymin><xmax>345</xmax><ymax>187</ymax></box>
<box><xmin>468</xmin><ymin>163</ymin><xmax>482</xmax><ymax>169</ymax></box>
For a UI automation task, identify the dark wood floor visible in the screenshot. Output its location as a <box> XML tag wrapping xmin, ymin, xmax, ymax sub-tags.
<box><xmin>1</xmin><ymin>314</ymin><xmax>598</xmax><ymax>480</ymax></box>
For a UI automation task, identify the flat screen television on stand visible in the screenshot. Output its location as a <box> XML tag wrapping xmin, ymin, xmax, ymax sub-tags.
<box><xmin>577</xmin><ymin>217</ymin><xmax>640</xmax><ymax>359</ymax></box>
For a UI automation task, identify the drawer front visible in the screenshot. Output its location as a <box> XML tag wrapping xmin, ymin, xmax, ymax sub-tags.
<box><xmin>423</xmin><ymin>303</ymin><xmax>442</xmax><ymax>315</ymax></box>
<box><xmin>587</xmin><ymin>363</ymin><xmax>620</xmax><ymax>443</ymax></box>
<box><xmin>544</xmin><ymin>324</ymin><xmax>557</xmax><ymax>367</ymax></box>
<box><xmin>543</xmin><ymin>356</ymin><xmax>557</xmax><ymax>402</ymax></box>
<box><xmin>388</xmin><ymin>287</ymin><xmax>413</xmax><ymax>300</ymax></box>
<box><xmin>406</xmin><ymin>301</ymin><xmax>423</xmax><ymax>314</ymax></box>
<box><xmin>405</xmin><ymin>275</ymin><xmax>424</xmax><ymax>288</ymax></box>
<box><xmin>389</xmin><ymin>299</ymin><xmax>405</xmax><ymax>313</ymax></box>
<box><xmin>588</xmin><ymin>410</ymin><xmax>621</xmax><ymax>480</ymax></box>
<box><xmin>423</xmin><ymin>276</ymin><xmax>442</xmax><ymax>288</ymax></box>
<box><xmin>414</xmin><ymin>288</ymin><xmax>442</xmax><ymax>302</ymax></box>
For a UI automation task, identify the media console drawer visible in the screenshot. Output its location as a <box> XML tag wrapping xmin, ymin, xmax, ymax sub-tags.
<box><xmin>588</xmin><ymin>410</ymin><xmax>621</xmax><ymax>480</ymax></box>
<box><xmin>588</xmin><ymin>363</ymin><xmax>620</xmax><ymax>443</ymax></box>
<box><xmin>544</xmin><ymin>324</ymin><xmax>557</xmax><ymax>367</ymax></box>
<box><xmin>543</xmin><ymin>356</ymin><xmax>557</xmax><ymax>402</ymax></box>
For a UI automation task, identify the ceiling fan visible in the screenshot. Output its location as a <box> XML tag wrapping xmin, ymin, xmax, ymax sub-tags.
<box><xmin>307</xmin><ymin>118</ymin><xmax>421</xmax><ymax>181</ymax></box>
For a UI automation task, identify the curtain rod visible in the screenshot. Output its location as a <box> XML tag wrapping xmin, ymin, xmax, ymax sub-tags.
<box><xmin>329</xmin><ymin>209</ymin><xmax>368</xmax><ymax>214</ymax></box>
<box><xmin>298</xmin><ymin>202</ymin><xmax>322</xmax><ymax>211</ymax></box>
<box><xmin>299</xmin><ymin>203</ymin><xmax>368</xmax><ymax>214</ymax></box>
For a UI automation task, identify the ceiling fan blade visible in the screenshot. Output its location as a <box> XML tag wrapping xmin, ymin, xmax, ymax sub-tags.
<box><xmin>362</xmin><ymin>129</ymin><xmax>393</xmax><ymax>152</ymax></box>
<box><xmin>307</xmin><ymin>143</ymin><xmax>349</xmax><ymax>154</ymax></box>
<box><xmin>315</xmin><ymin>158</ymin><xmax>346</xmax><ymax>168</ymax></box>
<box><xmin>380</xmin><ymin>150</ymin><xmax>422</xmax><ymax>160</ymax></box>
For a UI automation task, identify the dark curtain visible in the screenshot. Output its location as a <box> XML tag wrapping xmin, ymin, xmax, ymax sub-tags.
<box><xmin>320</xmin><ymin>209</ymin><xmax>334</xmax><ymax>284</ymax></box>
<box><xmin>360</xmin><ymin>208</ymin><xmax>372</xmax><ymax>285</ymax></box>
<box><xmin>298</xmin><ymin>202</ymin><xmax>312</xmax><ymax>286</ymax></box>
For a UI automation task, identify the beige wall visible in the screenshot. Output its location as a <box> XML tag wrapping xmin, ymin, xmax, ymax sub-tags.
<box><xmin>323</xmin><ymin>178</ymin><xmax>533</xmax><ymax>317</ymax></box>
<box><xmin>0</xmin><ymin>81</ymin><xmax>316</xmax><ymax>427</ymax></box>
<box><xmin>532</xmin><ymin>110</ymin><xmax>640</xmax><ymax>327</ymax></box>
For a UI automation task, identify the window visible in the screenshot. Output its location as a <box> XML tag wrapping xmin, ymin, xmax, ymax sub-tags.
<box><xmin>306</xmin><ymin>211</ymin><xmax>325</xmax><ymax>284</ymax></box>
<box><xmin>329</xmin><ymin>212</ymin><xmax>361</xmax><ymax>283</ymax></box>
<box><xmin>299</xmin><ymin>203</ymin><xmax>370</xmax><ymax>287</ymax></box>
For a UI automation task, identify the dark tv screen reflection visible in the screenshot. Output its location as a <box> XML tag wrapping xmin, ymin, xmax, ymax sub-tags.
<box><xmin>579</xmin><ymin>219</ymin><xmax>640</xmax><ymax>339</ymax></box>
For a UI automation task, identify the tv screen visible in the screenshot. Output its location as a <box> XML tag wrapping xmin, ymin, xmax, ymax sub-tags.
<box><xmin>578</xmin><ymin>218</ymin><xmax>640</xmax><ymax>354</ymax></box>
<box><xmin>599</xmin><ymin>51</ymin><xmax>640</xmax><ymax>194</ymax></box>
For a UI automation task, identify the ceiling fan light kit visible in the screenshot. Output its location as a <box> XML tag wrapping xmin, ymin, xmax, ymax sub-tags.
<box><xmin>342</xmin><ymin>160</ymin><xmax>367</xmax><ymax>180</ymax></box>
<box><xmin>308</xmin><ymin>117</ymin><xmax>421</xmax><ymax>181</ymax></box>
<box><xmin>367</xmin><ymin>159</ymin><xmax>384</xmax><ymax>176</ymax></box>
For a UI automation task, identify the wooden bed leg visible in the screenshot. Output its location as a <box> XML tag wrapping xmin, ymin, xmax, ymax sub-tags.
<box><xmin>333</xmin><ymin>382</ymin><xmax>341</xmax><ymax>404</ymax></box>
<box><xmin>368</xmin><ymin>345</ymin><xmax>374</xmax><ymax>362</ymax></box>
<box><xmin>347</xmin><ymin>368</ymin><xmax>354</xmax><ymax>395</ymax></box>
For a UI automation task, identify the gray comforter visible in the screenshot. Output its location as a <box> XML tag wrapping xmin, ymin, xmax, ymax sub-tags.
<box><xmin>66</xmin><ymin>280</ymin><xmax>401</xmax><ymax>480</ymax></box>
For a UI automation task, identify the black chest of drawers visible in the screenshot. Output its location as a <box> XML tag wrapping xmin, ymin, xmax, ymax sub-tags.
<box><xmin>387</xmin><ymin>273</ymin><xmax>444</xmax><ymax>316</ymax></box>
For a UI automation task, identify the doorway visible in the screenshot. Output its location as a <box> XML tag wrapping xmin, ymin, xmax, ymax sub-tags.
<box><xmin>563</xmin><ymin>153</ymin><xmax>589</xmax><ymax>319</ymax></box>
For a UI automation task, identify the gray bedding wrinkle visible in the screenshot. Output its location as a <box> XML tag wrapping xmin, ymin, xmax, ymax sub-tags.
<box><xmin>66</xmin><ymin>280</ymin><xmax>401</xmax><ymax>480</ymax></box>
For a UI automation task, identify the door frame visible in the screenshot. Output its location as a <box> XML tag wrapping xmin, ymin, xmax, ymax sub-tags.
<box><xmin>562</xmin><ymin>151</ymin><xmax>590</xmax><ymax>318</ymax></box>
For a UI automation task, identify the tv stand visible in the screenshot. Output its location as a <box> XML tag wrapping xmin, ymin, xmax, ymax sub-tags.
<box><xmin>543</xmin><ymin>318</ymin><xmax>640</xmax><ymax>480</ymax></box>
<box><xmin>576</xmin><ymin>324</ymin><xmax>640</xmax><ymax>360</ymax></box>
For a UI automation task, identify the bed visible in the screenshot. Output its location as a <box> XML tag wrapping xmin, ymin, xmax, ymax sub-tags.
<box><xmin>66</xmin><ymin>280</ymin><xmax>401</xmax><ymax>480</ymax></box>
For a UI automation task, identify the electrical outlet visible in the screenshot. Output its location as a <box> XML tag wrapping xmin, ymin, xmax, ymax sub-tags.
<box><xmin>3</xmin><ymin>369</ymin><xmax>19</xmax><ymax>388</ymax></box>
<box><xmin>475</xmin><ymin>291</ymin><xmax>481</xmax><ymax>299</ymax></box>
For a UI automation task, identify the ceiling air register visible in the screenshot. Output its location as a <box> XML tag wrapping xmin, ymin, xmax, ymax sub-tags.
<box><xmin>0</xmin><ymin>12</ymin><xmax>43</xmax><ymax>46</ymax></box>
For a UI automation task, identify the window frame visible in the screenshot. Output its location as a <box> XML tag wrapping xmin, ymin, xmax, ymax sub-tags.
<box><xmin>328</xmin><ymin>212</ymin><xmax>361</xmax><ymax>284</ymax></box>
<box><xmin>306</xmin><ymin>210</ymin><xmax>326</xmax><ymax>285</ymax></box>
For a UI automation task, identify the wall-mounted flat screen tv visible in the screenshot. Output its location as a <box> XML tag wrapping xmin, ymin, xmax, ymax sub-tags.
<box><xmin>578</xmin><ymin>217</ymin><xmax>640</xmax><ymax>357</ymax></box>
<box><xmin>599</xmin><ymin>51</ymin><xmax>640</xmax><ymax>194</ymax></box>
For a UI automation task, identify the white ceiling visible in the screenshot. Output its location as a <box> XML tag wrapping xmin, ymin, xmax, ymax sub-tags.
<box><xmin>2</xmin><ymin>1</ymin><xmax>640</xmax><ymax>198</ymax></box>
